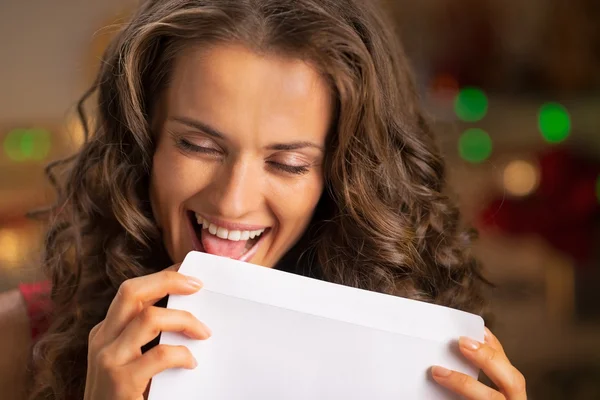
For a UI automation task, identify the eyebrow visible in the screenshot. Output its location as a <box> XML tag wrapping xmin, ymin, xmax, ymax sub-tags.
<box><xmin>169</xmin><ymin>116</ymin><xmax>324</xmax><ymax>152</ymax></box>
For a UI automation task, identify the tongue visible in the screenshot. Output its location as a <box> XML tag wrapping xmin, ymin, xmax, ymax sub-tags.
<box><xmin>201</xmin><ymin>229</ymin><xmax>249</xmax><ymax>259</ymax></box>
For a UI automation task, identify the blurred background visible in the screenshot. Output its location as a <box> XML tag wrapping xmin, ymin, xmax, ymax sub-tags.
<box><xmin>0</xmin><ymin>0</ymin><xmax>599</xmax><ymax>398</ymax></box>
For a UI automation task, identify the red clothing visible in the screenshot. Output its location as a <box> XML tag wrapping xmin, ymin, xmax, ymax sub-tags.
<box><xmin>18</xmin><ymin>281</ymin><xmax>52</xmax><ymax>340</ymax></box>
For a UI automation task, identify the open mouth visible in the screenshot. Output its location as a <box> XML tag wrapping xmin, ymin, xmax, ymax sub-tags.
<box><xmin>187</xmin><ymin>211</ymin><xmax>270</xmax><ymax>262</ymax></box>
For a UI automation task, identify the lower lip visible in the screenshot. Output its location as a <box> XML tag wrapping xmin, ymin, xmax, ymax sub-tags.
<box><xmin>186</xmin><ymin>213</ymin><xmax>269</xmax><ymax>262</ymax></box>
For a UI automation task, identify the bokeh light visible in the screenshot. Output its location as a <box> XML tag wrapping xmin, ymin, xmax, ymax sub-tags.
<box><xmin>65</xmin><ymin>115</ymin><xmax>88</xmax><ymax>150</ymax></box>
<box><xmin>0</xmin><ymin>229</ymin><xmax>22</xmax><ymax>266</ymax></box>
<box><xmin>429</xmin><ymin>73</ymin><xmax>460</xmax><ymax>101</ymax></box>
<box><xmin>3</xmin><ymin>128</ymin><xmax>52</xmax><ymax>161</ymax></box>
<box><xmin>538</xmin><ymin>103</ymin><xmax>571</xmax><ymax>143</ymax></box>
<box><xmin>458</xmin><ymin>128</ymin><xmax>493</xmax><ymax>163</ymax></box>
<box><xmin>454</xmin><ymin>87</ymin><xmax>488</xmax><ymax>122</ymax></box>
<box><xmin>503</xmin><ymin>160</ymin><xmax>540</xmax><ymax>197</ymax></box>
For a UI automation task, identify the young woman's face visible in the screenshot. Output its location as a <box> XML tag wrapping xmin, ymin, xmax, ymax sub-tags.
<box><xmin>150</xmin><ymin>44</ymin><xmax>333</xmax><ymax>268</ymax></box>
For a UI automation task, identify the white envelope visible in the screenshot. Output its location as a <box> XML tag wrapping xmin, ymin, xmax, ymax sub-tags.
<box><xmin>148</xmin><ymin>251</ymin><xmax>484</xmax><ymax>400</ymax></box>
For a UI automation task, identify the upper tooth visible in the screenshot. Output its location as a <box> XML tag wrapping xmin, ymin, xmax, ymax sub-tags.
<box><xmin>228</xmin><ymin>230</ymin><xmax>241</xmax><ymax>241</ymax></box>
<box><xmin>195</xmin><ymin>214</ymin><xmax>266</xmax><ymax>241</ymax></box>
<box><xmin>250</xmin><ymin>229</ymin><xmax>264</xmax><ymax>239</ymax></box>
<box><xmin>216</xmin><ymin>227</ymin><xmax>229</xmax><ymax>239</ymax></box>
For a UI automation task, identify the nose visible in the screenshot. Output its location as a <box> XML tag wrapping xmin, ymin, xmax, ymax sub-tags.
<box><xmin>206</xmin><ymin>156</ymin><xmax>263</xmax><ymax>219</ymax></box>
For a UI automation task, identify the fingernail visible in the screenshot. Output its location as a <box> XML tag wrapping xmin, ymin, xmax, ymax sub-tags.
<box><xmin>460</xmin><ymin>337</ymin><xmax>481</xmax><ymax>351</ymax></box>
<box><xmin>191</xmin><ymin>357</ymin><xmax>198</xmax><ymax>369</ymax></box>
<box><xmin>186</xmin><ymin>276</ymin><xmax>203</xmax><ymax>290</ymax></box>
<box><xmin>432</xmin><ymin>366</ymin><xmax>452</xmax><ymax>377</ymax></box>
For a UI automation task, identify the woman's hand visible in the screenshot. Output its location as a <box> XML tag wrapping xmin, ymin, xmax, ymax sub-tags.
<box><xmin>83</xmin><ymin>265</ymin><xmax>212</xmax><ymax>400</ymax></box>
<box><xmin>432</xmin><ymin>328</ymin><xmax>526</xmax><ymax>399</ymax></box>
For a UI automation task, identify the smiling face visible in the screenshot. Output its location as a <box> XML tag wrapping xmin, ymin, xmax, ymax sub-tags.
<box><xmin>149</xmin><ymin>44</ymin><xmax>333</xmax><ymax>268</ymax></box>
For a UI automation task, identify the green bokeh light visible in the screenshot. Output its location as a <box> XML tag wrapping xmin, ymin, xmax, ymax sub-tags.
<box><xmin>3</xmin><ymin>128</ymin><xmax>52</xmax><ymax>162</ymax></box>
<box><xmin>4</xmin><ymin>130</ymin><xmax>23</xmax><ymax>161</ymax></box>
<box><xmin>538</xmin><ymin>102</ymin><xmax>571</xmax><ymax>143</ymax></box>
<box><xmin>459</xmin><ymin>128</ymin><xmax>493</xmax><ymax>163</ymax></box>
<box><xmin>454</xmin><ymin>87</ymin><xmax>488</xmax><ymax>122</ymax></box>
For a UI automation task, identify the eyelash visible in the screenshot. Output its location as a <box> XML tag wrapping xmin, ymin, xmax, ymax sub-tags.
<box><xmin>175</xmin><ymin>138</ymin><xmax>310</xmax><ymax>175</ymax></box>
<box><xmin>176</xmin><ymin>138</ymin><xmax>221</xmax><ymax>155</ymax></box>
<box><xmin>267</xmin><ymin>162</ymin><xmax>310</xmax><ymax>175</ymax></box>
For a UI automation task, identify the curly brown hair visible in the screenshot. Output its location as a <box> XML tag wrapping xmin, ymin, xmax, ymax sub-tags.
<box><xmin>29</xmin><ymin>0</ymin><xmax>489</xmax><ymax>398</ymax></box>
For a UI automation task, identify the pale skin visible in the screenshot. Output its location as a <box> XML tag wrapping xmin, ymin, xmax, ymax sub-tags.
<box><xmin>0</xmin><ymin>44</ymin><xmax>526</xmax><ymax>400</ymax></box>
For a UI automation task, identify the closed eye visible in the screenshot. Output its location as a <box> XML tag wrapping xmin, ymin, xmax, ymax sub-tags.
<box><xmin>267</xmin><ymin>162</ymin><xmax>310</xmax><ymax>175</ymax></box>
<box><xmin>176</xmin><ymin>138</ymin><xmax>221</xmax><ymax>156</ymax></box>
<box><xmin>175</xmin><ymin>136</ymin><xmax>311</xmax><ymax>175</ymax></box>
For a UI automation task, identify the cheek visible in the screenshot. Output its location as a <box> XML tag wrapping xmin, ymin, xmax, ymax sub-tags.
<box><xmin>149</xmin><ymin>145</ymin><xmax>204</xmax><ymax>226</ymax></box>
<box><xmin>149</xmin><ymin>148</ymin><xmax>172</xmax><ymax>228</ymax></box>
<box><xmin>271</xmin><ymin>173</ymin><xmax>324</xmax><ymax>232</ymax></box>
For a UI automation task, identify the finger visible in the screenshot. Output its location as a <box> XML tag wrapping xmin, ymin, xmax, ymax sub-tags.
<box><xmin>431</xmin><ymin>366</ymin><xmax>505</xmax><ymax>400</ymax></box>
<box><xmin>484</xmin><ymin>327</ymin><xmax>506</xmax><ymax>356</ymax></box>
<box><xmin>111</xmin><ymin>306</ymin><xmax>211</xmax><ymax>363</ymax></box>
<box><xmin>459</xmin><ymin>337</ymin><xmax>527</xmax><ymax>399</ymax></box>
<box><xmin>127</xmin><ymin>344</ymin><xmax>197</xmax><ymax>383</ymax></box>
<box><xmin>102</xmin><ymin>267</ymin><xmax>202</xmax><ymax>342</ymax></box>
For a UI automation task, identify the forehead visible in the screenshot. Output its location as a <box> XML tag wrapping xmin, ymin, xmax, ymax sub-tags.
<box><xmin>163</xmin><ymin>43</ymin><xmax>333</xmax><ymax>146</ymax></box>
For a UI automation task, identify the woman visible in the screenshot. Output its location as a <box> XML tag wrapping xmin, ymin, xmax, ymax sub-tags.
<box><xmin>0</xmin><ymin>0</ymin><xmax>527</xmax><ymax>399</ymax></box>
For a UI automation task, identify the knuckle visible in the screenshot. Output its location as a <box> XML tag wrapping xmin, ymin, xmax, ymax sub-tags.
<box><xmin>88</xmin><ymin>321</ymin><xmax>103</xmax><ymax>342</ymax></box>
<box><xmin>117</xmin><ymin>280</ymin><xmax>137</xmax><ymax>301</ymax></box>
<box><xmin>96</xmin><ymin>348</ymin><xmax>115</xmax><ymax>370</ymax></box>
<box><xmin>458</xmin><ymin>374</ymin><xmax>480</xmax><ymax>393</ymax></box>
<box><xmin>182</xmin><ymin>310</ymin><xmax>195</xmax><ymax>321</ymax></box>
<box><xmin>151</xmin><ymin>345</ymin><xmax>192</xmax><ymax>368</ymax></box>
<box><xmin>177</xmin><ymin>345</ymin><xmax>194</xmax><ymax>365</ymax></box>
<box><xmin>139</xmin><ymin>306</ymin><xmax>157</xmax><ymax>325</ymax></box>
<box><xmin>178</xmin><ymin>344</ymin><xmax>192</xmax><ymax>356</ymax></box>
<box><xmin>88</xmin><ymin>323</ymin><xmax>105</xmax><ymax>354</ymax></box>
<box><xmin>508</xmin><ymin>371</ymin><xmax>527</xmax><ymax>393</ymax></box>
<box><xmin>483</xmin><ymin>347</ymin><xmax>498</xmax><ymax>364</ymax></box>
<box><xmin>139</xmin><ymin>308</ymin><xmax>161</xmax><ymax>338</ymax></box>
<box><xmin>153</xmin><ymin>345</ymin><xmax>170</xmax><ymax>364</ymax></box>
<box><xmin>455</xmin><ymin>372</ymin><xmax>472</xmax><ymax>389</ymax></box>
